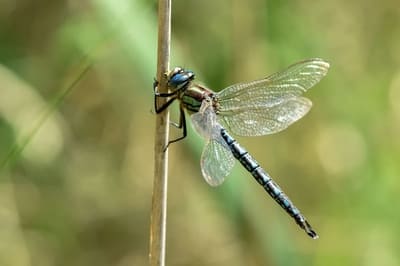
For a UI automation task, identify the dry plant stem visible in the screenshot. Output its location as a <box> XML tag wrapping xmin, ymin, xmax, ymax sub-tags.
<box><xmin>150</xmin><ymin>0</ymin><xmax>171</xmax><ymax>265</ymax></box>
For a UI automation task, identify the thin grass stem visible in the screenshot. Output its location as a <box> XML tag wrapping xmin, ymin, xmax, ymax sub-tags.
<box><xmin>150</xmin><ymin>0</ymin><xmax>171</xmax><ymax>265</ymax></box>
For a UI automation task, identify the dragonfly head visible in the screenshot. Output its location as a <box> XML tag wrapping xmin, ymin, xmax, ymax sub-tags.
<box><xmin>168</xmin><ymin>67</ymin><xmax>195</xmax><ymax>90</ymax></box>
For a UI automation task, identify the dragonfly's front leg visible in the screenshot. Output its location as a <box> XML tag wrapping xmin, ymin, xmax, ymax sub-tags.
<box><xmin>153</xmin><ymin>78</ymin><xmax>179</xmax><ymax>114</ymax></box>
<box><xmin>153</xmin><ymin>78</ymin><xmax>178</xmax><ymax>97</ymax></box>
<box><xmin>163</xmin><ymin>104</ymin><xmax>187</xmax><ymax>151</ymax></box>
<box><xmin>153</xmin><ymin>79</ymin><xmax>187</xmax><ymax>150</ymax></box>
<box><xmin>154</xmin><ymin>96</ymin><xmax>177</xmax><ymax>114</ymax></box>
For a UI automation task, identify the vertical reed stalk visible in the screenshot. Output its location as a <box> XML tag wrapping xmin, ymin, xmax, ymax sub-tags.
<box><xmin>150</xmin><ymin>0</ymin><xmax>171</xmax><ymax>265</ymax></box>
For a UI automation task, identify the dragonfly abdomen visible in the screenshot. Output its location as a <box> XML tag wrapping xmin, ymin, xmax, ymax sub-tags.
<box><xmin>220</xmin><ymin>128</ymin><xmax>318</xmax><ymax>239</ymax></box>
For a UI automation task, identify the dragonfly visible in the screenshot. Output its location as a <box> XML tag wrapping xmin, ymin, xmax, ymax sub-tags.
<box><xmin>154</xmin><ymin>58</ymin><xmax>329</xmax><ymax>239</ymax></box>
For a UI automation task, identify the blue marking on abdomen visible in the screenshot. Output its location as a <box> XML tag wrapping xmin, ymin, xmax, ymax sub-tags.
<box><xmin>220</xmin><ymin>128</ymin><xmax>318</xmax><ymax>239</ymax></box>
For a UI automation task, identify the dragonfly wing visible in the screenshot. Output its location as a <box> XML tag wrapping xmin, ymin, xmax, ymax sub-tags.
<box><xmin>218</xmin><ymin>96</ymin><xmax>312</xmax><ymax>136</ymax></box>
<box><xmin>191</xmin><ymin>98</ymin><xmax>235</xmax><ymax>186</ymax></box>
<box><xmin>216</xmin><ymin>58</ymin><xmax>329</xmax><ymax>136</ymax></box>
<box><xmin>200</xmin><ymin>138</ymin><xmax>235</xmax><ymax>186</ymax></box>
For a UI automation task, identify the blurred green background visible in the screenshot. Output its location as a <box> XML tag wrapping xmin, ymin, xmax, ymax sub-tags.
<box><xmin>1</xmin><ymin>0</ymin><xmax>400</xmax><ymax>265</ymax></box>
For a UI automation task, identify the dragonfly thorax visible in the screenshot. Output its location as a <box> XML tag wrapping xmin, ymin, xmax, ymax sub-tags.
<box><xmin>181</xmin><ymin>84</ymin><xmax>216</xmax><ymax>114</ymax></box>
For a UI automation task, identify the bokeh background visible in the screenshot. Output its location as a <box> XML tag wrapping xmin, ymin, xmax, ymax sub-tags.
<box><xmin>1</xmin><ymin>0</ymin><xmax>400</xmax><ymax>265</ymax></box>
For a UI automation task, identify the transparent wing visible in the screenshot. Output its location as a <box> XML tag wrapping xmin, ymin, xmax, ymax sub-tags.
<box><xmin>200</xmin><ymin>138</ymin><xmax>235</xmax><ymax>186</ymax></box>
<box><xmin>218</xmin><ymin>97</ymin><xmax>312</xmax><ymax>136</ymax></box>
<box><xmin>216</xmin><ymin>58</ymin><xmax>329</xmax><ymax>136</ymax></box>
<box><xmin>191</xmin><ymin>98</ymin><xmax>235</xmax><ymax>186</ymax></box>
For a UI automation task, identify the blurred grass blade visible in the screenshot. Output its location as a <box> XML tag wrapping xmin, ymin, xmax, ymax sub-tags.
<box><xmin>0</xmin><ymin>57</ymin><xmax>92</xmax><ymax>171</ymax></box>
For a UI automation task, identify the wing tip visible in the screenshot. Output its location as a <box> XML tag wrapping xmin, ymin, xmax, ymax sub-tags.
<box><xmin>308</xmin><ymin>58</ymin><xmax>330</xmax><ymax>73</ymax></box>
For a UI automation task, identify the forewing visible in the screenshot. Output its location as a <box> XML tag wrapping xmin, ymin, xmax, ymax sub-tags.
<box><xmin>216</xmin><ymin>58</ymin><xmax>329</xmax><ymax>136</ymax></box>
<box><xmin>200</xmin><ymin>138</ymin><xmax>235</xmax><ymax>186</ymax></box>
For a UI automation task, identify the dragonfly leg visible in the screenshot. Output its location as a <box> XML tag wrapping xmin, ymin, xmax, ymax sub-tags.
<box><xmin>153</xmin><ymin>78</ymin><xmax>178</xmax><ymax>97</ymax></box>
<box><xmin>154</xmin><ymin>96</ymin><xmax>177</xmax><ymax>114</ymax></box>
<box><xmin>154</xmin><ymin>95</ymin><xmax>185</xmax><ymax>137</ymax></box>
<box><xmin>153</xmin><ymin>78</ymin><xmax>188</xmax><ymax>151</ymax></box>
<box><xmin>163</xmin><ymin>105</ymin><xmax>187</xmax><ymax>151</ymax></box>
<box><xmin>153</xmin><ymin>78</ymin><xmax>181</xmax><ymax>113</ymax></box>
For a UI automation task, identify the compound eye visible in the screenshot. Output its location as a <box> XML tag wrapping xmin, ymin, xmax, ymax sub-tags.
<box><xmin>169</xmin><ymin>72</ymin><xmax>189</xmax><ymax>87</ymax></box>
<box><xmin>168</xmin><ymin>67</ymin><xmax>195</xmax><ymax>90</ymax></box>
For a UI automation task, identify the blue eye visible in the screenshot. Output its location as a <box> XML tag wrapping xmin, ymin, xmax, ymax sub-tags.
<box><xmin>169</xmin><ymin>70</ymin><xmax>195</xmax><ymax>88</ymax></box>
